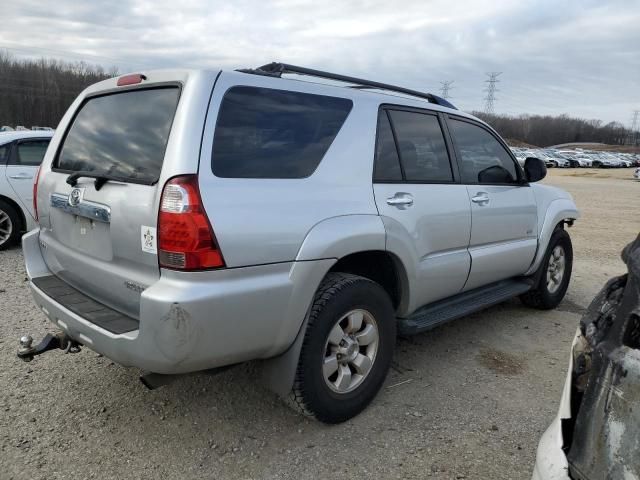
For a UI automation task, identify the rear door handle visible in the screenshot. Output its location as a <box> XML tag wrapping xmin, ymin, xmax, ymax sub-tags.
<box><xmin>471</xmin><ymin>192</ymin><xmax>490</xmax><ymax>205</ymax></box>
<box><xmin>9</xmin><ymin>173</ymin><xmax>33</xmax><ymax>180</ymax></box>
<box><xmin>386</xmin><ymin>192</ymin><xmax>413</xmax><ymax>208</ymax></box>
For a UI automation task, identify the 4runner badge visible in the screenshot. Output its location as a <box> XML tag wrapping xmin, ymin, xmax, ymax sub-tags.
<box><xmin>141</xmin><ymin>226</ymin><xmax>157</xmax><ymax>254</ymax></box>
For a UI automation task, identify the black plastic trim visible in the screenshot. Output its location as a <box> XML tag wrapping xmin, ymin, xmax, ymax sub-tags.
<box><xmin>244</xmin><ymin>62</ymin><xmax>457</xmax><ymax>109</ymax></box>
<box><xmin>32</xmin><ymin>275</ymin><xmax>139</xmax><ymax>335</ymax></box>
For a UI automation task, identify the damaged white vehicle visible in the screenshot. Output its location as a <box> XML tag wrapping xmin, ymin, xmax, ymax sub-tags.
<box><xmin>532</xmin><ymin>234</ymin><xmax>640</xmax><ymax>479</ymax></box>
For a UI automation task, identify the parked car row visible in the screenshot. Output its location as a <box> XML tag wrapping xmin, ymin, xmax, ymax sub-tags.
<box><xmin>510</xmin><ymin>146</ymin><xmax>640</xmax><ymax>168</ymax></box>
<box><xmin>1</xmin><ymin>125</ymin><xmax>54</xmax><ymax>132</ymax></box>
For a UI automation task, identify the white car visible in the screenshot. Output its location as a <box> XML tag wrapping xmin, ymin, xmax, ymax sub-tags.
<box><xmin>634</xmin><ymin>167</ymin><xmax>640</xmax><ymax>180</ymax></box>
<box><xmin>0</xmin><ymin>130</ymin><xmax>53</xmax><ymax>249</ymax></box>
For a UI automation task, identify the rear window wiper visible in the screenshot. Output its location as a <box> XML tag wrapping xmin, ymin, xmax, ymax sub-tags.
<box><xmin>66</xmin><ymin>172</ymin><xmax>111</xmax><ymax>191</ymax></box>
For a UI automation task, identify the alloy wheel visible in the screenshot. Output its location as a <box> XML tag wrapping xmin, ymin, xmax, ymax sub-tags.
<box><xmin>322</xmin><ymin>309</ymin><xmax>379</xmax><ymax>394</ymax></box>
<box><xmin>0</xmin><ymin>209</ymin><xmax>13</xmax><ymax>246</ymax></box>
<box><xmin>546</xmin><ymin>245</ymin><xmax>566</xmax><ymax>294</ymax></box>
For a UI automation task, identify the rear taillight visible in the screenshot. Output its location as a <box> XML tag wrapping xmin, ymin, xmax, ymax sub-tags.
<box><xmin>33</xmin><ymin>166</ymin><xmax>41</xmax><ymax>221</ymax></box>
<box><xmin>158</xmin><ymin>175</ymin><xmax>225</xmax><ymax>270</ymax></box>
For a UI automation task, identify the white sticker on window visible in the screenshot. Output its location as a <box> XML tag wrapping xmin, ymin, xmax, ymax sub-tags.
<box><xmin>141</xmin><ymin>226</ymin><xmax>157</xmax><ymax>254</ymax></box>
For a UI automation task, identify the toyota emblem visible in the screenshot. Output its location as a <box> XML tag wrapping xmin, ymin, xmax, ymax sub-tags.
<box><xmin>68</xmin><ymin>188</ymin><xmax>82</xmax><ymax>207</ymax></box>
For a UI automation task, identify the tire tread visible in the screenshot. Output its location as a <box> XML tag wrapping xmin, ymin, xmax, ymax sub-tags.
<box><xmin>289</xmin><ymin>272</ymin><xmax>382</xmax><ymax>420</ymax></box>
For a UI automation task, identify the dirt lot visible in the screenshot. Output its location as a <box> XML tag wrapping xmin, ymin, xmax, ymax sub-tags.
<box><xmin>1</xmin><ymin>168</ymin><xmax>638</xmax><ymax>480</ymax></box>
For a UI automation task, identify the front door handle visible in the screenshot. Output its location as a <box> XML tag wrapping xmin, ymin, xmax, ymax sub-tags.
<box><xmin>9</xmin><ymin>173</ymin><xmax>33</xmax><ymax>180</ymax></box>
<box><xmin>386</xmin><ymin>192</ymin><xmax>414</xmax><ymax>208</ymax></box>
<box><xmin>471</xmin><ymin>192</ymin><xmax>490</xmax><ymax>205</ymax></box>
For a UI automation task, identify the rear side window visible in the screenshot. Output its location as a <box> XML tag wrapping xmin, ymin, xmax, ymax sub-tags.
<box><xmin>212</xmin><ymin>86</ymin><xmax>352</xmax><ymax>178</ymax></box>
<box><xmin>374</xmin><ymin>111</ymin><xmax>402</xmax><ymax>181</ymax></box>
<box><xmin>56</xmin><ymin>87</ymin><xmax>180</xmax><ymax>184</ymax></box>
<box><xmin>448</xmin><ymin>119</ymin><xmax>518</xmax><ymax>184</ymax></box>
<box><xmin>15</xmin><ymin>140</ymin><xmax>50</xmax><ymax>166</ymax></box>
<box><xmin>388</xmin><ymin>110</ymin><xmax>453</xmax><ymax>182</ymax></box>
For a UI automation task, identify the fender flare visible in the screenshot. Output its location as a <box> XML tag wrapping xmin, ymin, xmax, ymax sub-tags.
<box><xmin>294</xmin><ymin>214</ymin><xmax>386</xmax><ymax>261</ymax></box>
<box><xmin>525</xmin><ymin>198</ymin><xmax>579</xmax><ymax>276</ymax></box>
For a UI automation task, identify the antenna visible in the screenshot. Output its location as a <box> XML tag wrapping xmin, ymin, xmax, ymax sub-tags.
<box><xmin>483</xmin><ymin>72</ymin><xmax>502</xmax><ymax>114</ymax></box>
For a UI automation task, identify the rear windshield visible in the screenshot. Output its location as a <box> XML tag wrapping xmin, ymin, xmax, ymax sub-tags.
<box><xmin>56</xmin><ymin>87</ymin><xmax>180</xmax><ymax>184</ymax></box>
<box><xmin>212</xmin><ymin>86</ymin><xmax>353</xmax><ymax>178</ymax></box>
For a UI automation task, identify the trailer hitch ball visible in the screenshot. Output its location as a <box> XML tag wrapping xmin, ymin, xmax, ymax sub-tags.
<box><xmin>18</xmin><ymin>335</ymin><xmax>35</xmax><ymax>362</ymax></box>
<box><xmin>17</xmin><ymin>332</ymin><xmax>81</xmax><ymax>362</ymax></box>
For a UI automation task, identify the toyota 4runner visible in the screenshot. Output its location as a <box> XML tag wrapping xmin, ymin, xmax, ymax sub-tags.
<box><xmin>20</xmin><ymin>63</ymin><xmax>579</xmax><ymax>423</ymax></box>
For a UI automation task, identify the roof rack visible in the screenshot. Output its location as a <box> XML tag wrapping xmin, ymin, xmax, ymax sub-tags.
<box><xmin>236</xmin><ymin>62</ymin><xmax>457</xmax><ymax>110</ymax></box>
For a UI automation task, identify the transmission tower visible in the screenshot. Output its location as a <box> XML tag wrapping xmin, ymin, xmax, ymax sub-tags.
<box><xmin>439</xmin><ymin>80</ymin><xmax>454</xmax><ymax>99</ymax></box>
<box><xmin>483</xmin><ymin>72</ymin><xmax>502</xmax><ymax>114</ymax></box>
<box><xmin>630</xmin><ymin>110</ymin><xmax>639</xmax><ymax>145</ymax></box>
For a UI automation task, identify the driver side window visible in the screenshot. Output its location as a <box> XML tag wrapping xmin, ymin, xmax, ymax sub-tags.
<box><xmin>449</xmin><ymin>119</ymin><xmax>518</xmax><ymax>184</ymax></box>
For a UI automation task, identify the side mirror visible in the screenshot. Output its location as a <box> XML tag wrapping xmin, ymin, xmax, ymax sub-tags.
<box><xmin>524</xmin><ymin>157</ymin><xmax>547</xmax><ymax>183</ymax></box>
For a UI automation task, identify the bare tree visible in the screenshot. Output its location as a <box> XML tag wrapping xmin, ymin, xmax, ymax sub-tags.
<box><xmin>474</xmin><ymin>112</ymin><xmax>633</xmax><ymax>147</ymax></box>
<box><xmin>0</xmin><ymin>50</ymin><xmax>116</xmax><ymax>128</ymax></box>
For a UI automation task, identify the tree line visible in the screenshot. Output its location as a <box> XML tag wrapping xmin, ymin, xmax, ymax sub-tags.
<box><xmin>0</xmin><ymin>50</ymin><xmax>636</xmax><ymax>147</ymax></box>
<box><xmin>474</xmin><ymin>111</ymin><xmax>635</xmax><ymax>147</ymax></box>
<box><xmin>0</xmin><ymin>51</ymin><xmax>116</xmax><ymax>128</ymax></box>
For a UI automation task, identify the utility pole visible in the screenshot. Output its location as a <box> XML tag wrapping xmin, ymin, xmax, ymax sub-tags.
<box><xmin>439</xmin><ymin>80</ymin><xmax>454</xmax><ymax>99</ymax></box>
<box><xmin>629</xmin><ymin>110</ymin><xmax>639</xmax><ymax>145</ymax></box>
<box><xmin>483</xmin><ymin>72</ymin><xmax>502</xmax><ymax>114</ymax></box>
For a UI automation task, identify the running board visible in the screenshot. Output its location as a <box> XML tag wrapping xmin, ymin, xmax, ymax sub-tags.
<box><xmin>397</xmin><ymin>279</ymin><xmax>532</xmax><ymax>336</ymax></box>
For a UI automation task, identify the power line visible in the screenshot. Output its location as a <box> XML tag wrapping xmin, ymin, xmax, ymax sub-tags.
<box><xmin>483</xmin><ymin>72</ymin><xmax>502</xmax><ymax>114</ymax></box>
<box><xmin>439</xmin><ymin>80</ymin><xmax>454</xmax><ymax>99</ymax></box>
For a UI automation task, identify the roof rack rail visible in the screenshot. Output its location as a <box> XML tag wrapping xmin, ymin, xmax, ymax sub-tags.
<box><xmin>236</xmin><ymin>62</ymin><xmax>457</xmax><ymax>110</ymax></box>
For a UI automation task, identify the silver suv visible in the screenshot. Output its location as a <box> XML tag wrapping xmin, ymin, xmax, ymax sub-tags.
<box><xmin>21</xmin><ymin>63</ymin><xmax>579</xmax><ymax>423</ymax></box>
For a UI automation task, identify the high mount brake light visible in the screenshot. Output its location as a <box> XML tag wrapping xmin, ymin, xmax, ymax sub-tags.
<box><xmin>158</xmin><ymin>175</ymin><xmax>225</xmax><ymax>270</ymax></box>
<box><xmin>117</xmin><ymin>74</ymin><xmax>146</xmax><ymax>86</ymax></box>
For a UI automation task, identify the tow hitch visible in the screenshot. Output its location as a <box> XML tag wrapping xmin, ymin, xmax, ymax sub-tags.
<box><xmin>17</xmin><ymin>332</ymin><xmax>82</xmax><ymax>362</ymax></box>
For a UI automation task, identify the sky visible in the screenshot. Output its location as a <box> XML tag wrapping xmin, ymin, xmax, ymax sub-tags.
<box><xmin>1</xmin><ymin>0</ymin><xmax>639</xmax><ymax>124</ymax></box>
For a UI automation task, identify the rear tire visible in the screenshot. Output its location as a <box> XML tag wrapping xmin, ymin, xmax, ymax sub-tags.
<box><xmin>0</xmin><ymin>200</ymin><xmax>21</xmax><ymax>250</ymax></box>
<box><xmin>290</xmin><ymin>273</ymin><xmax>396</xmax><ymax>423</ymax></box>
<box><xmin>520</xmin><ymin>228</ymin><xmax>573</xmax><ymax>310</ymax></box>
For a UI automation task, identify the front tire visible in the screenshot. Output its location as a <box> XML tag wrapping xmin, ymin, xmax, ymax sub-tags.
<box><xmin>521</xmin><ymin>228</ymin><xmax>573</xmax><ymax>310</ymax></box>
<box><xmin>290</xmin><ymin>273</ymin><xmax>396</xmax><ymax>423</ymax></box>
<box><xmin>0</xmin><ymin>200</ymin><xmax>21</xmax><ymax>250</ymax></box>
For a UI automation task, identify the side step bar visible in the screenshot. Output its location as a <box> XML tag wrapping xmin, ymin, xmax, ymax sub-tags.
<box><xmin>397</xmin><ymin>279</ymin><xmax>532</xmax><ymax>336</ymax></box>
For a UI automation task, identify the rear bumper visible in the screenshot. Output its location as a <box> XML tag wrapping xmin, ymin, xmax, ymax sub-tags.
<box><xmin>531</xmin><ymin>417</ymin><xmax>571</xmax><ymax>480</ymax></box>
<box><xmin>23</xmin><ymin>229</ymin><xmax>333</xmax><ymax>374</ymax></box>
<box><xmin>531</xmin><ymin>329</ymin><xmax>581</xmax><ymax>480</ymax></box>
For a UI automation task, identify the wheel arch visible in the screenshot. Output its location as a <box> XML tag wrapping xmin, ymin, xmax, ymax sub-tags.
<box><xmin>262</xmin><ymin>248</ymin><xmax>409</xmax><ymax>398</ymax></box>
<box><xmin>525</xmin><ymin>198</ymin><xmax>578</xmax><ymax>276</ymax></box>
<box><xmin>328</xmin><ymin>249</ymin><xmax>409</xmax><ymax>313</ymax></box>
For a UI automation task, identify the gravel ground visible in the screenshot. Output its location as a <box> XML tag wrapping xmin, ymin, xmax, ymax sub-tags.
<box><xmin>1</xmin><ymin>168</ymin><xmax>638</xmax><ymax>480</ymax></box>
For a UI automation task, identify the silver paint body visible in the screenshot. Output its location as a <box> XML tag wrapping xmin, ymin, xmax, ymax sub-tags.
<box><xmin>24</xmin><ymin>69</ymin><xmax>579</xmax><ymax>376</ymax></box>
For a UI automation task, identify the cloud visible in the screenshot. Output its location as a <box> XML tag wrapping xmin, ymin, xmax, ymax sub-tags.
<box><xmin>1</xmin><ymin>0</ymin><xmax>638</xmax><ymax>122</ymax></box>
